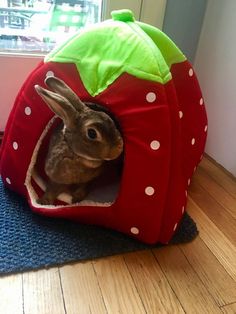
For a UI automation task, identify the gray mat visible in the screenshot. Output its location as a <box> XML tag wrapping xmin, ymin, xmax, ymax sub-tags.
<box><xmin>0</xmin><ymin>177</ymin><xmax>198</xmax><ymax>274</ymax></box>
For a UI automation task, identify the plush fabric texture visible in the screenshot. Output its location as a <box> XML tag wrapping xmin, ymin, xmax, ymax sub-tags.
<box><xmin>45</xmin><ymin>10</ymin><xmax>186</xmax><ymax>96</ymax></box>
<box><xmin>0</xmin><ymin>177</ymin><xmax>198</xmax><ymax>274</ymax></box>
<box><xmin>0</xmin><ymin>9</ymin><xmax>208</xmax><ymax>245</ymax></box>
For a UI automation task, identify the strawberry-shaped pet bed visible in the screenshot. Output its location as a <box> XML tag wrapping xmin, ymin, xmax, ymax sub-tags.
<box><xmin>0</xmin><ymin>10</ymin><xmax>207</xmax><ymax>244</ymax></box>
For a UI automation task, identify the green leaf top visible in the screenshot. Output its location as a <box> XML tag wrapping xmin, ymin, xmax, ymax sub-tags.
<box><xmin>45</xmin><ymin>10</ymin><xmax>186</xmax><ymax>96</ymax></box>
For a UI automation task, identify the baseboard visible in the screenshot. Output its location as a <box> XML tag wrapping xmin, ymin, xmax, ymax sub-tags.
<box><xmin>203</xmin><ymin>153</ymin><xmax>236</xmax><ymax>181</ymax></box>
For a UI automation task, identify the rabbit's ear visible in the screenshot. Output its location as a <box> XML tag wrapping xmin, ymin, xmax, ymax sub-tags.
<box><xmin>35</xmin><ymin>85</ymin><xmax>77</xmax><ymax>129</ymax></box>
<box><xmin>44</xmin><ymin>76</ymin><xmax>86</xmax><ymax>112</ymax></box>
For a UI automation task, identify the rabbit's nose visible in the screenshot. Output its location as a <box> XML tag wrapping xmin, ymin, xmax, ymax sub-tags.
<box><xmin>104</xmin><ymin>139</ymin><xmax>123</xmax><ymax>160</ymax></box>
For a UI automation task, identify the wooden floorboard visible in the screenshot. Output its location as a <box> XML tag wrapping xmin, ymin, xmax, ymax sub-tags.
<box><xmin>0</xmin><ymin>273</ymin><xmax>23</xmax><ymax>314</ymax></box>
<box><xmin>153</xmin><ymin>245</ymin><xmax>222</xmax><ymax>313</ymax></box>
<box><xmin>93</xmin><ymin>255</ymin><xmax>146</xmax><ymax>314</ymax></box>
<box><xmin>0</xmin><ymin>156</ymin><xmax>236</xmax><ymax>314</ymax></box>
<box><xmin>221</xmin><ymin>302</ymin><xmax>236</xmax><ymax>314</ymax></box>
<box><xmin>189</xmin><ymin>179</ymin><xmax>236</xmax><ymax>245</ymax></box>
<box><xmin>187</xmin><ymin>198</ymin><xmax>236</xmax><ymax>282</ymax></box>
<box><xmin>124</xmin><ymin>250</ymin><xmax>185</xmax><ymax>313</ymax></box>
<box><xmin>60</xmin><ymin>262</ymin><xmax>107</xmax><ymax>314</ymax></box>
<box><xmin>195</xmin><ymin>166</ymin><xmax>236</xmax><ymax>219</ymax></box>
<box><xmin>23</xmin><ymin>268</ymin><xmax>65</xmax><ymax>314</ymax></box>
<box><xmin>180</xmin><ymin>236</ymin><xmax>236</xmax><ymax>307</ymax></box>
<box><xmin>200</xmin><ymin>157</ymin><xmax>236</xmax><ymax>198</ymax></box>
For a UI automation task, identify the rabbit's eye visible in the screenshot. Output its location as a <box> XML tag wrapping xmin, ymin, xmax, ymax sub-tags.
<box><xmin>87</xmin><ymin>128</ymin><xmax>97</xmax><ymax>140</ymax></box>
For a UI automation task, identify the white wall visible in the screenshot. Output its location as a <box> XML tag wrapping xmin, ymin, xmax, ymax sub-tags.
<box><xmin>0</xmin><ymin>55</ymin><xmax>42</xmax><ymax>131</ymax></box>
<box><xmin>194</xmin><ymin>0</ymin><xmax>236</xmax><ymax>176</ymax></box>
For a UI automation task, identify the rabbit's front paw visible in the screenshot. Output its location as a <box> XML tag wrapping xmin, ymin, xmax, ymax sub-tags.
<box><xmin>37</xmin><ymin>195</ymin><xmax>53</xmax><ymax>205</ymax></box>
<box><xmin>72</xmin><ymin>187</ymin><xmax>88</xmax><ymax>204</ymax></box>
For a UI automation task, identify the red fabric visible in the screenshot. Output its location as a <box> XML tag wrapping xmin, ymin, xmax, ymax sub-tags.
<box><xmin>159</xmin><ymin>62</ymin><xmax>207</xmax><ymax>243</ymax></box>
<box><xmin>0</xmin><ymin>60</ymin><xmax>207</xmax><ymax>244</ymax></box>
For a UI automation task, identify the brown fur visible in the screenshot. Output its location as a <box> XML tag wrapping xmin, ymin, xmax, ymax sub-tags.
<box><xmin>35</xmin><ymin>76</ymin><xmax>123</xmax><ymax>205</ymax></box>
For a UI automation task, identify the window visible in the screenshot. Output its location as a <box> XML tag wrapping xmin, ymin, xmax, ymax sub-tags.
<box><xmin>0</xmin><ymin>0</ymin><xmax>167</xmax><ymax>133</ymax></box>
<box><xmin>0</xmin><ymin>0</ymin><xmax>102</xmax><ymax>53</ymax></box>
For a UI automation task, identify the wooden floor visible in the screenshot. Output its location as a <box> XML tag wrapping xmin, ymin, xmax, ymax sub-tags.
<box><xmin>0</xmin><ymin>156</ymin><xmax>236</xmax><ymax>314</ymax></box>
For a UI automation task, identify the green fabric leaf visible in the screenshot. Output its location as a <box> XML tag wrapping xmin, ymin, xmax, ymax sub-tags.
<box><xmin>137</xmin><ymin>22</ymin><xmax>186</xmax><ymax>68</ymax></box>
<box><xmin>45</xmin><ymin>11</ymin><xmax>185</xmax><ymax>96</ymax></box>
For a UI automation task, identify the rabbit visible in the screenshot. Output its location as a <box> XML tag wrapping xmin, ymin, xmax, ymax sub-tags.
<box><xmin>34</xmin><ymin>76</ymin><xmax>124</xmax><ymax>205</ymax></box>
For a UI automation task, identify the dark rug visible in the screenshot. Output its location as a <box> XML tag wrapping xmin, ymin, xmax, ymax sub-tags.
<box><xmin>0</xmin><ymin>177</ymin><xmax>198</xmax><ymax>274</ymax></box>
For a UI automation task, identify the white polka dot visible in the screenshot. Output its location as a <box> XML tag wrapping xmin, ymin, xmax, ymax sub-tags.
<box><xmin>200</xmin><ymin>154</ymin><xmax>203</xmax><ymax>160</ymax></box>
<box><xmin>150</xmin><ymin>140</ymin><xmax>160</xmax><ymax>150</ymax></box>
<box><xmin>191</xmin><ymin>138</ymin><xmax>196</xmax><ymax>145</ymax></box>
<box><xmin>188</xmin><ymin>178</ymin><xmax>191</xmax><ymax>186</ymax></box>
<box><xmin>199</xmin><ymin>98</ymin><xmax>204</xmax><ymax>105</ymax></box>
<box><xmin>145</xmin><ymin>186</ymin><xmax>155</xmax><ymax>196</ymax></box>
<box><xmin>189</xmin><ymin>68</ymin><xmax>194</xmax><ymax>77</ymax></box>
<box><xmin>13</xmin><ymin>142</ymin><xmax>18</xmax><ymax>150</ymax></box>
<box><xmin>204</xmin><ymin>125</ymin><xmax>208</xmax><ymax>132</ymax></box>
<box><xmin>146</xmin><ymin>92</ymin><xmax>156</xmax><ymax>103</ymax></box>
<box><xmin>24</xmin><ymin>106</ymin><xmax>31</xmax><ymax>116</ymax></box>
<box><xmin>173</xmin><ymin>223</ymin><xmax>178</xmax><ymax>231</ymax></box>
<box><xmin>6</xmin><ymin>177</ymin><xmax>11</xmax><ymax>185</ymax></box>
<box><xmin>46</xmin><ymin>71</ymin><xmax>54</xmax><ymax>77</ymax></box>
<box><xmin>182</xmin><ymin>206</ymin><xmax>185</xmax><ymax>214</ymax></box>
<box><xmin>179</xmin><ymin>111</ymin><xmax>183</xmax><ymax>119</ymax></box>
<box><xmin>131</xmin><ymin>227</ymin><xmax>139</xmax><ymax>235</ymax></box>
<box><xmin>185</xmin><ymin>190</ymin><xmax>188</xmax><ymax>197</ymax></box>
<box><xmin>194</xmin><ymin>166</ymin><xmax>197</xmax><ymax>172</ymax></box>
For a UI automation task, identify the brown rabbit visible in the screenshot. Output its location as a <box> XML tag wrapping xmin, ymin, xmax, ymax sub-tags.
<box><xmin>34</xmin><ymin>76</ymin><xmax>123</xmax><ymax>205</ymax></box>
